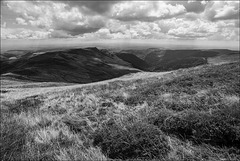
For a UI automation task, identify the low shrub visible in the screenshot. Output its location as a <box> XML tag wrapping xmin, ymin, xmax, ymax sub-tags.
<box><xmin>93</xmin><ymin>122</ymin><xmax>170</xmax><ymax>160</ymax></box>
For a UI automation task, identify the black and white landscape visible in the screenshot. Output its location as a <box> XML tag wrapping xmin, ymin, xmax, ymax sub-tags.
<box><xmin>1</xmin><ymin>1</ymin><xmax>240</xmax><ymax>161</ymax></box>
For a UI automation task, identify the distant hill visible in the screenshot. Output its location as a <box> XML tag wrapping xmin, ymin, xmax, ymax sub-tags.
<box><xmin>1</xmin><ymin>47</ymin><xmax>239</xmax><ymax>83</ymax></box>
<box><xmin>152</xmin><ymin>50</ymin><xmax>219</xmax><ymax>71</ymax></box>
<box><xmin>144</xmin><ymin>50</ymin><xmax>165</xmax><ymax>66</ymax></box>
<box><xmin>0</xmin><ymin>47</ymin><xmax>139</xmax><ymax>83</ymax></box>
<box><xmin>116</xmin><ymin>52</ymin><xmax>151</xmax><ymax>71</ymax></box>
<box><xmin>116</xmin><ymin>49</ymin><xmax>239</xmax><ymax>72</ymax></box>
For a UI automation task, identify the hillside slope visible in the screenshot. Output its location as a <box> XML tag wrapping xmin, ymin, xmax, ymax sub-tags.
<box><xmin>116</xmin><ymin>49</ymin><xmax>239</xmax><ymax>71</ymax></box>
<box><xmin>1</xmin><ymin>48</ymin><xmax>238</xmax><ymax>84</ymax></box>
<box><xmin>1</xmin><ymin>47</ymin><xmax>139</xmax><ymax>83</ymax></box>
<box><xmin>116</xmin><ymin>52</ymin><xmax>150</xmax><ymax>70</ymax></box>
<box><xmin>1</xmin><ymin>62</ymin><xmax>239</xmax><ymax>161</ymax></box>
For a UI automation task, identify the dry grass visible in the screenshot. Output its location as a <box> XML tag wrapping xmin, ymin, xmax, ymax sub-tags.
<box><xmin>1</xmin><ymin>62</ymin><xmax>239</xmax><ymax>161</ymax></box>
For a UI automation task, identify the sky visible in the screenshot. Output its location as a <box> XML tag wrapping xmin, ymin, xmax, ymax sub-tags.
<box><xmin>1</xmin><ymin>1</ymin><xmax>239</xmax><ymax>50</ymax></box>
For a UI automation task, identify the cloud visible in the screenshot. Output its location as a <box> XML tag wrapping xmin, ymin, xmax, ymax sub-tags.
<box><xmin>110</xmin><ymin>1</ymin><xmax>186</xmax><ymax>22</ymax></box>
<box><xmin>168</xmin><ymin>1</ymin><xmax>207</xmax><ymax>14</ymax></box>
<box><xmin>204</xmin><ymin>1</ymin><xmax>239</xmax><ymax>21</ymax></box>
<box><xmin>105</xmin><ymin>19</ymin><xmax>130</xmax><ymax>34</ymax></box>
<box><xmin>2</xmin><ymin>1</ymin><xmax>239</xmax><ymax>42</ymax></box>
<box><xmin>1</xmin><ymin>28</ymin><xmax>50</xmax><ymax>39</ymax></box>
<box><xmin>52</xmin><ymin>14</ymin><xmax>105</xmax><ymax>35</ymax></box>
<box><xmin>80</xmin><ymin>20</ymin><xmax>169</xmax><ymax>40</ymax></box>
<box><xmin>78</xmin><ymin>28</ymin><xmax>113</xmax><ymax>40</ymax></box>
<box><xmin>6</xmin><ymin>1</ymin><xmax>106</xmax><ymax>36</ymax></box>
<box><xmin>16</xmin><ymin>17</ymin><xmax>27</xmax><ymax>25</ymax></box>
<box><xmin>235</xmin><ymin>20</ymin><xmax>239</xmax><ymax>28</ymax></box>
<box><xmin>49</xmin><ymin>30</ymin><xmax>72</xmax><ymax>38</ymax></box>
<box><xmin>165</xmin><ymin>17</ymin><xmax>238</xmax><ymax>41</ymax></box>
<box><xmin>1</xmin><ymin>22</ymin><xmax>7</xmax><ymax>28</ymax></box>
<box><xmin>183</xmin><ymin>12</ymin><xmax>201</xmax><ymax>21</ymax></box>
<box><xmin>208</xmin><ymin>27</ymin><xmax>239</xmax><ymax>41</ymax></box>
<box><xmin>2</xmin><ymin>16</ymin><xmax>238</xmax><ymax>41</ymax></box>
<box><xmin>167</xmin><ymin>19</ymin><xmax>218</xmax><ymax>39</ymax></box>
<box><xmin>67</xmin><ymin>1</ymin><xmax>119</xmax><ymax>14</ymax></box>
<box><xmin>1</xmin><ymin>27</ymin><xmax>75</xmax><ymax>39</ymax></box>
<box><xmin>214</xmin><ymin>4</ymin><xmax>239</xmax><ymax>20</ymax></box>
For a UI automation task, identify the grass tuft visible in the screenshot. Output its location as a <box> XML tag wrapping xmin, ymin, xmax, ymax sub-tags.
<box><xmin>93</xmin><ymin>122</ymin><xmax>170</xmax><ymax>160</ymax></box>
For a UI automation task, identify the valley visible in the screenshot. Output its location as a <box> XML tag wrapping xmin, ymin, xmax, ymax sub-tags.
<box><xmin>1</xmin><ymin>47</ymin><xmax>239</xmax><ymax>83</ymax></box>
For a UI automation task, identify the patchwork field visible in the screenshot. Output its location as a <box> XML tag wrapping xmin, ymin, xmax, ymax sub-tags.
<box><xmin>1</xmin><ymin>62</ymin><xmax>239</xmax><ymax>161</ymax></box>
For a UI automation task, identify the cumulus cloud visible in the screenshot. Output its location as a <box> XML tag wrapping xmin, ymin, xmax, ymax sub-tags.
<box><xmin>85</xmin><ymin>20</ymin><xmax>170</xmax><ymax>40</ymax></box>
<box><xmin>168</xmin><ymin>1</ymin><xmax>207</xmax><ymax>14</ymax></box>
<box><xmin>111</xmin><ymin>1</ymin><xmax>186</xmax><ymax>21</ymax></box>
<box><xmin>209</xmin><ymin>27</ymin><xmax>239</xmax><ymax>41</ymax></box>
<box><xmin>6</xmin><ymin>1</ymin><xmax>106</xmax><ymax>36</ymax></box>
<box><xmin>214</xmin><ymin>4</ymin><xmax>239</xmax><ymax>20</ymax></box>
<box><xmin>49</xmin><ymin>30</ymin><xmax>72</xmax><ymax>38</ymax></box>
<box><xmin>52</xmin><ymin>14</ymin><xmax>105</xmax><ymax>35</ymax></box>
<box><xmin>166</xmin><ymin>18</ymin><xmax>238</xmax><ymax>40</ymax></box>
<box><xmin>16</xmin><ymin>17</ymin><xmax>27</xmax><ymax>25</ymax></box>
<box><xmin>204</xmin><ymin>1</ymin><xmax>239</xmax><ymax>21</ymax></box>
<box><xmin>166</xmin><ymin>18</ymin><xmax>217</xmax><ymax>38</ymax></box>
<box><xmin>1</xmin><ymin>28</ymin><xmax>50</xmax><ymax>39</ymax></box>
<box><xmin>67</xmin><ymin>1</ymin><xmax>119</xmax><ymax>14</ymax></box>
<box><xmin>1</xmin><ymin>0</ymin><xmax>239</xmax><ymax>42</ymax></box>
<box><xmin>1</xmin><ymin>27</ymin><xmax>76</xmax><ymax>39</ymax></box>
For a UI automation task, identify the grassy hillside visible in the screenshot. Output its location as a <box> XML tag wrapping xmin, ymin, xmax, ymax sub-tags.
<box><xmin>1</xmin><ymin>48</ymin><xmax>139</xmax><ymax>83</ymax></box>
<box><xmin>153</xmin><ymin>50</ymin><xmax>218</xmax><ymax>71</ymax></box>
<box><xmin>116</xmin><ymin>52</ymin><xmax>150</xmax><ymax>70</ymax></box>
<box><xmin>116</xmin><ymin>49</ymin><xmax>239</xmax><ymax>71</ymax></box>
<box><xmin>1</xmin><ymin>48</ymin><xmax>239</xmax><ymax>84</ymax></box>
<box><xmin>1</xmin><ymin>62</ymin><xmax>239</xmax><ymax>161</ymax></box>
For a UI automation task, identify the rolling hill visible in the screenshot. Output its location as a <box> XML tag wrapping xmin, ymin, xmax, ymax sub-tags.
<box><xmin>1</xmin><ymin>47</ymin><xmax>239</xmax><ymax>84</ymax></box>
<box><xmin>116</xmin><ymin>49</ymin><xmax>239</xmax><ymax>71</ymax></box>
<box><xmin>1</xmin><ymin>47</ymin><xmax>139</xmax><ymax>83</ymax></box>
<box><xmin>116</xmin><ymin>52</ymin><xmax>151</xmax><ymax>70</ymax></box>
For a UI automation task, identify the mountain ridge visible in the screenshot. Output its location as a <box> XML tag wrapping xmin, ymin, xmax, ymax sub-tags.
<box><xmin>1</xmin><ymin>47</ymin><xmax>239</xmax><ymax>83</ymax></box>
